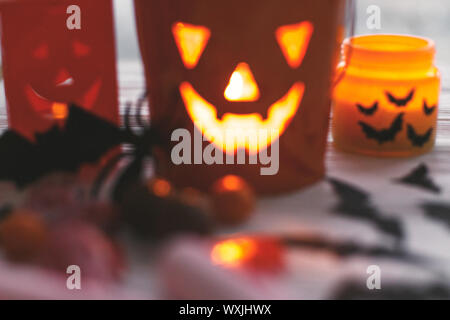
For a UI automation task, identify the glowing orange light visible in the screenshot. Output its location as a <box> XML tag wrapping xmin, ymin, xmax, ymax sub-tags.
<box><xmin>276</xmin><ymin>21</ymin><xmax>314</xmax><ymax>68</ymax></box>
<box><xmin>224</xmin><ymin>63</ymin><xmax>260</xmax><ymax>102</ymax></box>
<box><xmin>211</xmin><ymin>238</ymin><xmax>257</xmax><ymax>268</ymax></box>
<box><xmin>333</xmin><ymin>34</ymin><xmax>440</xmax><ymax>157</ymax></box>
<box><xmin>221</xmin><ymin>175</ymin><xmax>244</xmax><ymax>192</ymax></box>
<box><xmin>172</xmin><ymin>22</ymin><xmax>211</xmax><ymax>69</ymax></box>
<box><xmin>52</xmin><ymin>103</ymin><xmax>68</xmax><ymax>120</ymax></box>
<box><xmin>150</xmin><ymin>179</ymin><xmax>172</xmax><ymax>198</ymax></box>
<box><xmin>180</xmin><ymin>81</ymin><xmax>305</xmax><ymax>154</ymax></box>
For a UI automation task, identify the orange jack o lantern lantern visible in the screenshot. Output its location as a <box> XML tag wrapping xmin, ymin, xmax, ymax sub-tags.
<box><xmin>135</xmin><ymin>0</ymin><xmax>346</xmax><ymax>194</ymax></box>
<box><xmin>0</xmin><ymin>0</ymin><xmax>119</xmax><ymax>139</ymax></box>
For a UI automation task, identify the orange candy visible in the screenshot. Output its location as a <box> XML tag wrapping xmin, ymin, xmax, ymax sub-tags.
<box><xmin>211</xmin><ymin>175</ymin><xmax>255</xmax><ymax>226</ymax></box>
<box><xmin>0</xmin><ymin>210</ymin><xmax>48</xmax><ymax>262</ymax></box>
<box><xmin>147</xmin><ymin>177</ymin><xmax>174</xmax><ymax>198</ymax></box>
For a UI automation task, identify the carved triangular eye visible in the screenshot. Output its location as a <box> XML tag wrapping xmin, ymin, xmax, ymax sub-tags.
<box><xmin>276</xmin><ymin>21</ymin><xmax>314</xmax><ymax>69</ymax></box>
<box><xmin>172</xmin><ymin>22</ymin><xmax>211</xmax><ymax>69</ymax></box>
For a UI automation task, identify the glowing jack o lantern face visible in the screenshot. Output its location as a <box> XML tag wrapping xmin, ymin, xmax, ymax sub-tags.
<box><xmin>173</xmin><ymin>21</ymin><xmax>313</xmax><ymax>154</ymax></box>
<box><xmin>23</xmin><ymin>40</ymin><xmax>102</xmax><ymax>119</ymax></box>
<box><xmin>1</xmin><ymin>0</ymin><xmax>119</xmax><ymax>139</ymax></box>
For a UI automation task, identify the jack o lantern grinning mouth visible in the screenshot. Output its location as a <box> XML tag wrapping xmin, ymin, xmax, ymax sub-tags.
<box><xmin>180</xmin><ymin>81</ymin><xmax>305</xmax><ymax>154</ymax></box>
<box><xmin>25</xmin><ymin>78</ymin><xmax>102</xmax><ymax>120</ymax></box>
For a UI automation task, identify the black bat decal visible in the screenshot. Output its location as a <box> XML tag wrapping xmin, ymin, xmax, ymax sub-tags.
<box><xmin>423</xmin><ymin>100</ymin><xmax>436</xmax><ymax>116</ymax></box>
<box><xmin>356</xmin><ymin>101</ymin><xmax>378</xmax><ymax>116</ymax></box>
<box><xmin>282</xmin><ymin>234</ymin><xmax>418</xmax><ymax>262</ymax></box>
<box><xmin>358</xmin><ymin>113</ymin><xmax>404</xmax><ymax>144</ymax></box>
<box><xmin>385</xmin><ymin>89</ymin><xmax>415</xmax><ymax>107</ymax></box>
<box><xmin>0</xmin><ymin>105</ymin><xmax>124</xmax><ymax>188</ymax></box>
<box><xmin>407</xmin><ymin>125</ymin><xmax>433</xmax><ymax>147</ymax></box>
<box><xmin>421</xmin><ymin>202</ymin><xmax>450</xmax><ymax>228</ymax></box>
<box><xmin>328</xmin><ymin>178</ymin><xmax>404</xmax><ymax>240</ymax></box>
<box><xmin>395</xmin><ymin>163</ymin><xmax>441</xmax><ymax>194</ymax></box>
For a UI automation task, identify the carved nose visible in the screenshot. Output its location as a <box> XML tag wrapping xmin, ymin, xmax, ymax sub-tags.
<box><xmin>224</xmin><ymin>63</ymin><xmax>260</xmax><ymax>102</ymax></box>
<box><xmin>55</xmin><ymin>69</ymin><xmax>74</xmax><ymax>87</ymax></box>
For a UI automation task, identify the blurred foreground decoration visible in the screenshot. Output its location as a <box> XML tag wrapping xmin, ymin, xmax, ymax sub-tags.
<box><xmin>134</xmin><ymin>0</ymin><xmax>348</xmax><ymax>194</ymax></box>
<box><xmin>0</xmin><ymin>103</ymin><xmax>257</xmax><ymax>289</ymax></box>
<box><xmin>159</xmin><ymin>235</ymin><xmax>450</xmax><ymax>300</ymax></box>
<box><xmin>0</xmin><ymin>0</ymin><xmax>119</xmax><ymax>140</ymax></box>
<box><xmin>395</xmin><ymin>163</ymin><xmax>441</xmax><ymax>194</ymax></box>
<box><xmin>328</xmin><ymin>177</ymin><xmax>404</xmax><ymax>240</ymax></box>
<box><xmin>211</xmin><ymin>237</ymin><xmax>284</xmax><ymax>273</ymax></box>
<box><xmin>0</xmin><ymin>105</ymin><xmax>448</xmax><ymax>298</ymax></box>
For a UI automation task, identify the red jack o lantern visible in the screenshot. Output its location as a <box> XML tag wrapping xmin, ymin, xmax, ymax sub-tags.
<box><xmin>0</xmin><ymin>0</ymin><xmax>119</xmax><ymax>139</ymax></box>
<box><xmin>135</xmin><ymin>0</ymin><xmax>346</xmax><ymax>194</ymax></box>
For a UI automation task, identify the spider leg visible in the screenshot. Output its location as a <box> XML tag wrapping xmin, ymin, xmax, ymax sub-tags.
<box><xmin>91</xmin><ymin>151</ymin><xmax>131</xmax><ymax>199</ymax></box>
<box><xmin>123</xmin><ymin>100</ymin><xmax>137</xmax><ymax>143</ymax></box>
<box><xmin>112</xmin><ymin>156</ymin><xmax>146</xmax><ymax>203</ymax></box>
<box><xmin>135</xmin><ymin>91</ymin><xmax>149</xmax><ymax>129</ymax></box>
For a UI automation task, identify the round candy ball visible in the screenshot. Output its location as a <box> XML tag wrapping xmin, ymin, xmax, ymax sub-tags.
<box><xmin>0</xmin><ymin>210</ymin><xmax>48</xmax><ymax>263</ymax></box>
<box><xmin>121</xmin><ymin>182</ymin><xmax>213</xmax><ymax>241</ymax></box>
<box><xmin>211</xmin><ymin>175</ymin><xmax>255</xmax><ymax>226</ymax></box>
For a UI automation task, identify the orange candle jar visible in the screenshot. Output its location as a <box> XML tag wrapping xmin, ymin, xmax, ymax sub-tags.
<box><xmin>332</xmin><ymin>34</ymin><xmax>440</xmax><ymax>157</ymax></box>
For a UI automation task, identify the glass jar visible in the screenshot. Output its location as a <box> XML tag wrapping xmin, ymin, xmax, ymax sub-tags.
<box><xmin>332</xmin><ymin>34</ymin><xmax>440</xmax><ymax>157</ymax></box>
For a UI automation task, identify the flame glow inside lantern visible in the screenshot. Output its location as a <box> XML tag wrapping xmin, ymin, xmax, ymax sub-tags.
<box><xmin>332</xmin><ymin>34</ymin><xmax>441</xmax><ymax>157</ymax></box>
<box><xmin>0</xmin><ymin>0</ymin><xmax>119</xmax><ymax>139</ymax></box>
<box><xmin>135</xmin><ymin>0</ymin><xmax>347</xmax><ymax>194</ymax></box>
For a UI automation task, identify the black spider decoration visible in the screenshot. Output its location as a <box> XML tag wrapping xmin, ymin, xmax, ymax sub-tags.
<box><xmin>91</xmin><ymin>92</ymin><xmax>163</xmax><ymax>202</ymax></box>
<box><xmin>91</xmin><ymin>93</ymin><xmax>213</xmax><ymax>239</ymax></box>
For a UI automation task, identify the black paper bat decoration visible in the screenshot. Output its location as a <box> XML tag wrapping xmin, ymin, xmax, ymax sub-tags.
<box><xmin>358</xmin><ymin>113</ymin><xmax>404</xmax><ymax>144</ymax></box>
<box><xmin>423</xmin><ymin>100</ymin><xmax>437</xmax><ymax>116</ymax></box>
<box><xmin>356</xmin><ymin>101</ymin><xmax>378</xmax><ymax>116</ymax></box>
<box><xmin>328</xmin><ymin>177</ymin><xmax>404</xmax><ymax>240</ymax></box>
<box><xmin>421</xmin><ymin>202</ymin><xmax>450</xmax><ymax>228</ymax></box>
<box><xmin>385</xmin><ymin>89</ymin><xmax>415</xmax><ymax>107</ymax></box>
<box><xmin>407</xmin><ymin>125</ymin><xmax>433</xmax><ymax>147</ymax></box>
<box><xmin>0</xmin><ymin>105</ymin><xmax>124</xmax><ymax>188</ymax></box>
<box><xmin>395</xmin><ymin>163</ymin><xmax>441</xmax><ymax>194</ymax></box>
<box><xmin>282</xmin><ymin>234</ymin><xmax>418</xmax><ymax>262</ymax></box>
